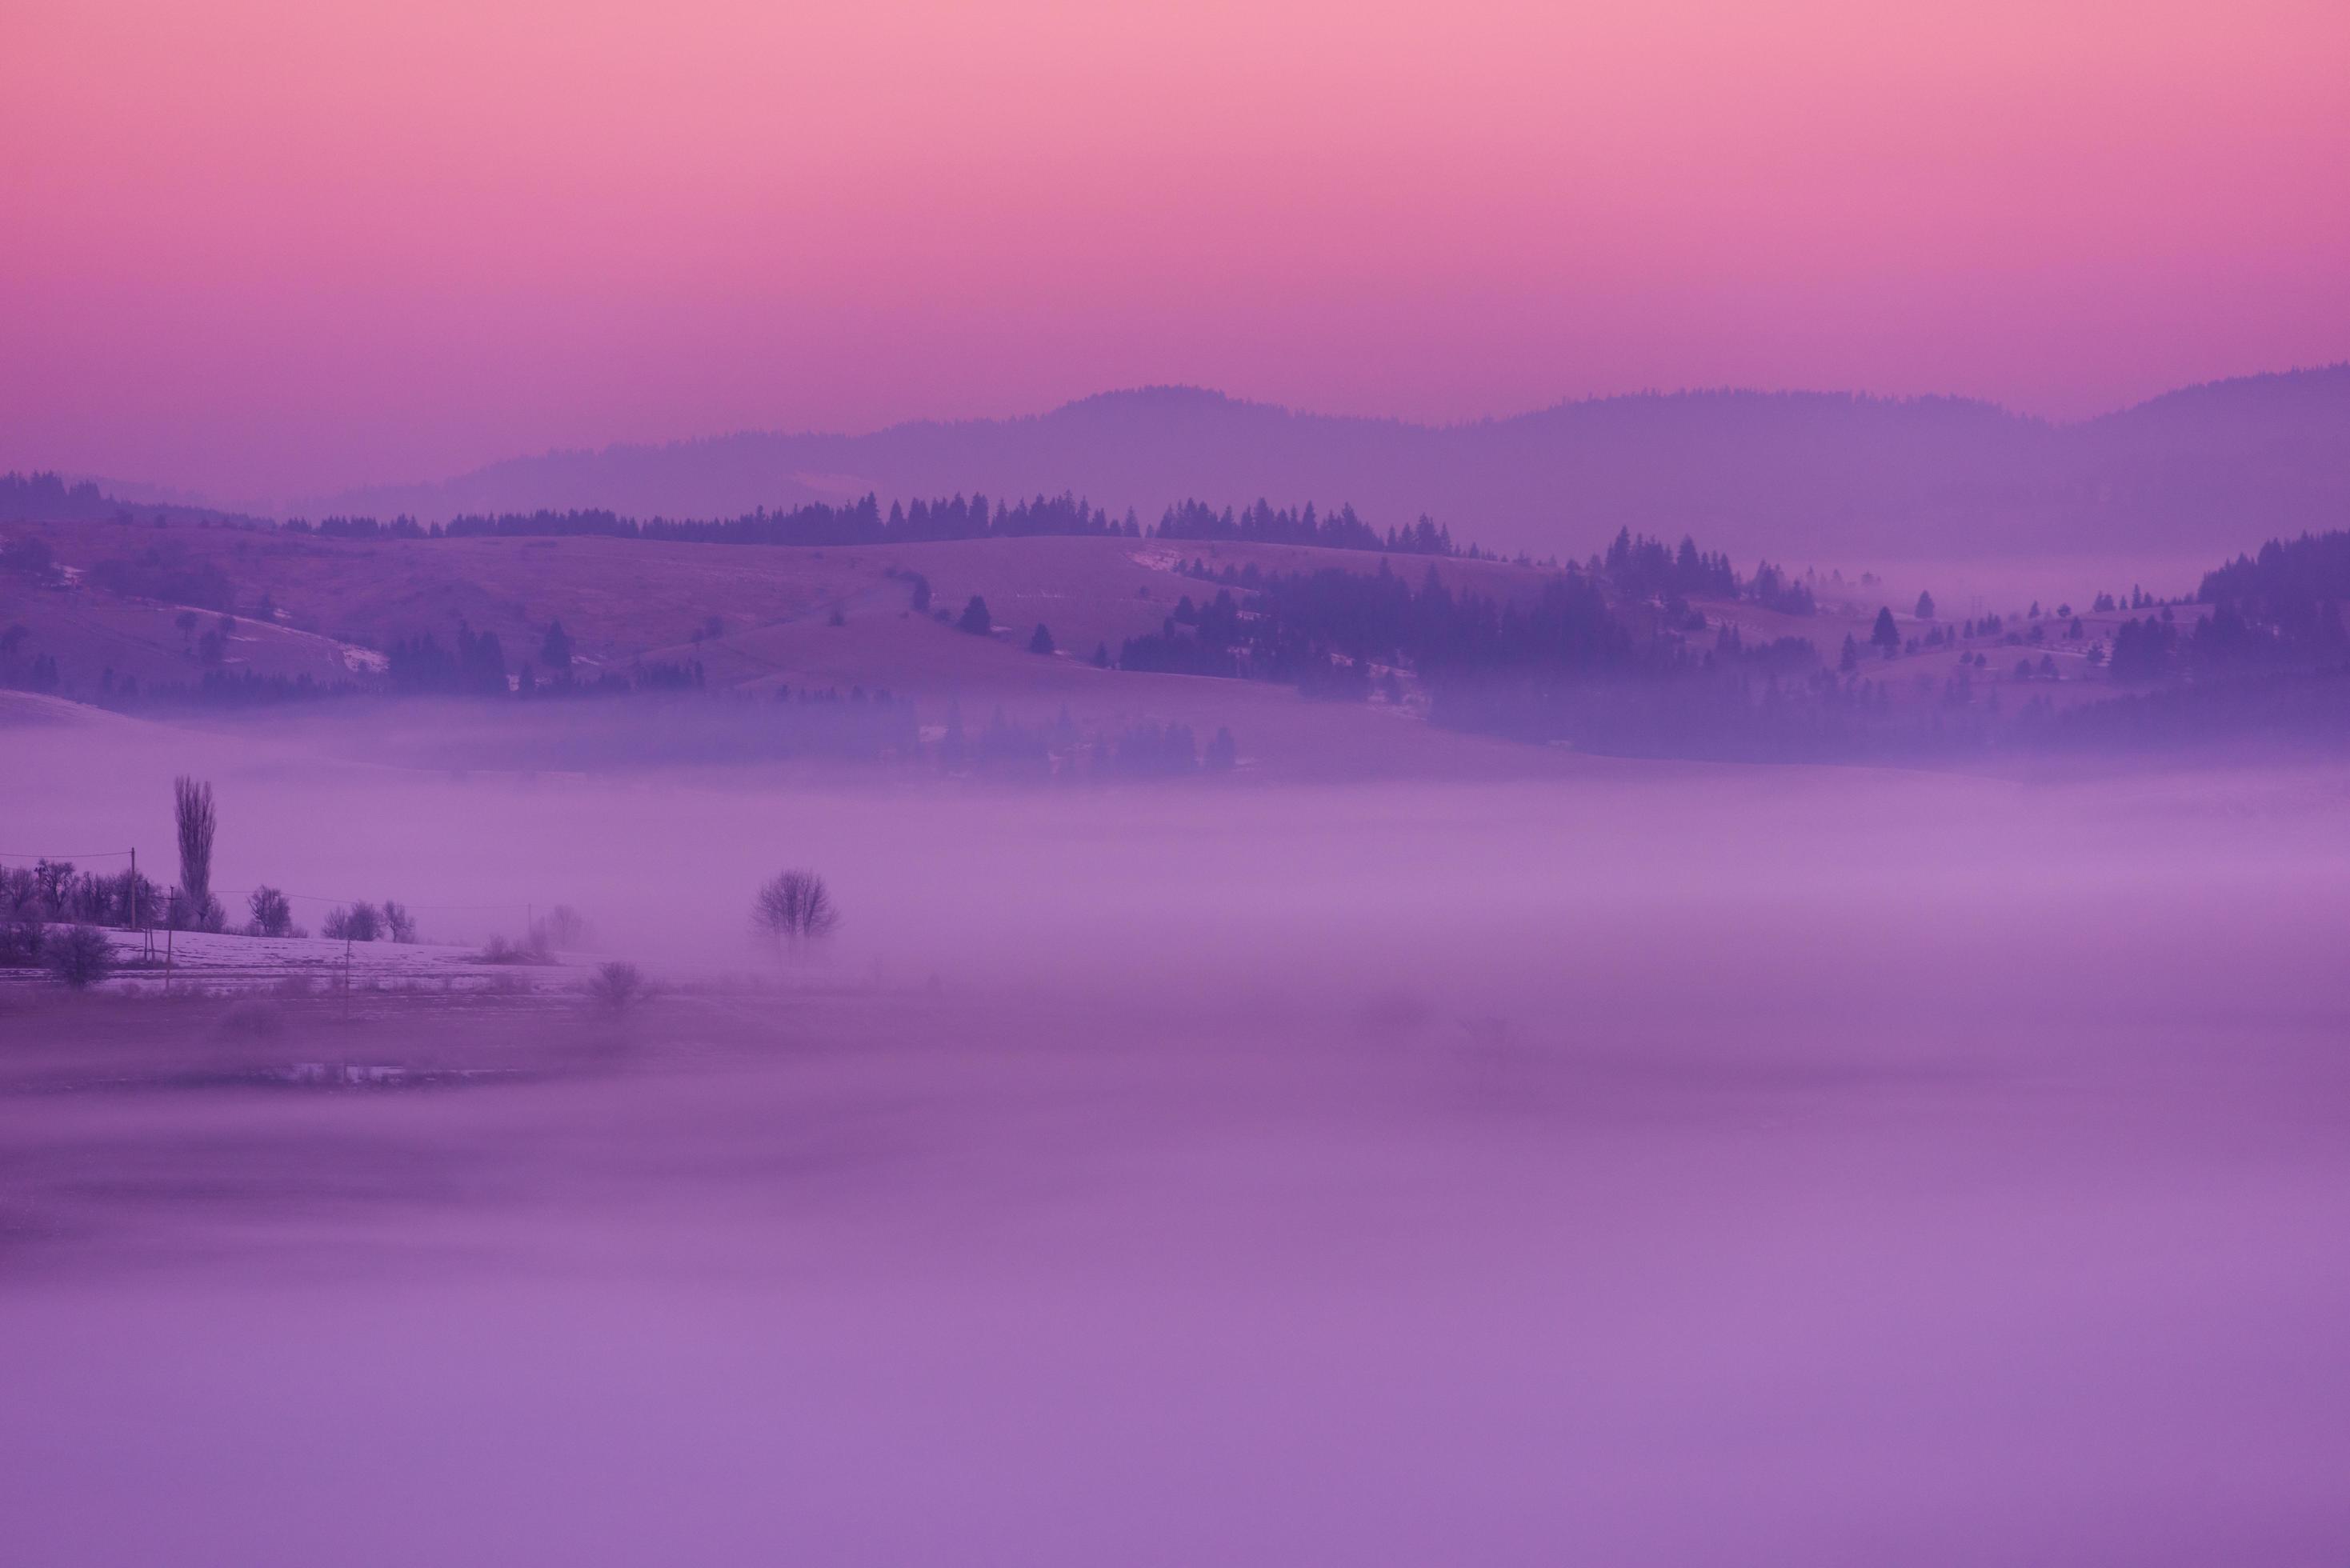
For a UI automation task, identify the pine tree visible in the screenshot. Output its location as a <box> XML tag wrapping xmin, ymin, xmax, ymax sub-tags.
<box><xmin>540</xmin><ymin>620</ymin><xmax>573</xmax><ymax>674</ymax></box>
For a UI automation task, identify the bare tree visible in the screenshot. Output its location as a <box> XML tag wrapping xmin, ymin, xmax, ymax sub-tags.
<box><xmin>380</xmin><ymin>900</ymin><xmax>418</xmax><ymax>943</ymax></box>
<box><xmin>536</xmin><ymin>905</ymin><xmax>593</xmax><ymax>950</ymax></box>
<box><xmin>46</xmin><ymin>925</ymin><xmax>114</xmax><ymax>989</ymax></box>
<box><xmin>754</xmin><ymin>870</ymin><xmax>839</xmax><ymax>954</ymax></box>
<box><xmin>586</xmin><ymin>961</ymin><xmax>645</xmax><ymax>1013</ymax></box>
<box><xmin>323</xmin><ymin>902</ymin><xmax>381</xmax><ymax>942</ymax></box>
<box><xmin>173</xmin><ymin>776</ymin><xmax>216</xmax><ymax>928</ymax></box>
<box><xmin>247</xmin><ymin>886</ymin><xmax>294</xmax><ymax>938</ymax></box>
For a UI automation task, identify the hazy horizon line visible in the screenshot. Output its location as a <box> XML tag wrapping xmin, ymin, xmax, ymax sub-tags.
<box><xmin>39</xmin><ymin>359</ymin><xmax>2350</xmax><ymax>518</ymax></box>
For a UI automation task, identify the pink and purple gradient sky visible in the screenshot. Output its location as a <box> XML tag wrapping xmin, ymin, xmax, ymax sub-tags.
<box><xmin>6</xmin><ymin>0</ymin><xmax>2347</xmax><ymax>501</ymax></box>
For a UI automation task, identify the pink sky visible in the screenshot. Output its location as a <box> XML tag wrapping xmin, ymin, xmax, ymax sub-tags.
<box><xmin>6</xmin><ymin>0</ymin><xmax>2347</xmax><ymax>502</ymax></box>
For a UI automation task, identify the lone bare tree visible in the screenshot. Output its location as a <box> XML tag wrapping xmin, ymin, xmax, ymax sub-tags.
<box><xmin>587</xmin><ymin>960</ymin><xmax>646</xmax><ymax>1014</ymax></box>
<box><xmin>754</xmin><ymin>870</ymin><xmax>839</xmax><ymax>955</ymax></box>
<box><xmin>173</xmin><ymin>776</ymin><xmax>216</xmax><ymax>929</ymax></box>
<box><xmin>380</xmin><ymin>900</ymin><xmax>418</xmax><ymax>943</ymax></box>
<box><xmin>247</xmin><ymin>886</ymin><xmax>294</xmax><ymax>938</ymax></box>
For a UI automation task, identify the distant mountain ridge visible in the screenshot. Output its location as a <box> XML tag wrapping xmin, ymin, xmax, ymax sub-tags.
<box><xmin>200</xmin><ymin>366</ymin><xmax>2350</xmax><ymax>562</ymax></box>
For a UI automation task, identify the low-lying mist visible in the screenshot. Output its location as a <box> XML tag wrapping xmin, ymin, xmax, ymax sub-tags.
<box><xmin>13</xmin><ymin>702</ymin><xmax>2350</xmax><ymax>1018</ymax></box>
<box><xmin>5</xmin><ymin>703</ymin><xmax>2348</xmax><ymax>1564</ymax></box>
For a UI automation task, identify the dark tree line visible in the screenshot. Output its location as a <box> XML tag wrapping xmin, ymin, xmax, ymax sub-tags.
<box><xmin>1113</xmin><ymin>559</ymin><xmax>1744</xmax><ymax>710</ymax></box>
<box><xmin>1599</xmin><ymin>528</ymin><xmax>1815</xmax><ymax>615</ymax></box>
<box><xmin>1</xmin><ymin>471</ymin><xmax>245</xmax><ymax>528</ymax></box>
<box><xmin>0</xmin><ymin>473</ymin><xmax>110</xmax><ymax>521</ymax></box>
<box><xmin>316</xmin><ymin>492</ymin><xmax>1503</xmax><ymax>558</ymax></box>
<box><xmin>1098</xmin><ymin>555</ymin><xmax>1920</xmax><ymax>758</ymax></box>
<box><xmin>437</xmin><ymin>494</ymin><xmax>1133</xmax><ymax>546</ymax></box>
<box><xmin>2192</xmin><ymin>530</ymin><xmax>2350</xmax><ymax>665</ymax></box>
<box><xmin>1154</xmin><ymin>500</ymin><xmax>1469</xmax><ymax>556</ymax></box>
<box><xmin>388</xmin><ymin>621</ymin><xmax>514</xmax><ymax>695</ymax></box>
<box><xmin>1</xmin><ymin>861</ymin><xmax>166</xmax><ymax>934</ymax></box>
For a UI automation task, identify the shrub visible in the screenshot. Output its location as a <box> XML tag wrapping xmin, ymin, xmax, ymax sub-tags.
<box><xmin>1</xmin><ymin>536</ymin><xmax>54</xmax><ymax>578</ymax></box>
<box><xmin>478</xmin><ymin>930</ymin><xmax>554</xmax><ymax>965</ymax></box>
<box><xmin>46</xmin><ymin>924</ymin><xmax>114</xmax><ymax>988</ymax></box>
<box><xmin>0</xmin><ymin>916</ymin><xmax>46</xmax><ymax>966</ymax></box>
<box><xmin>956</xmin><ymin>595</ymin><xmax>993</xmax><ymax>635</ymax></box>
<box><xmin>586</xmin><ymin>961</ymin><xmax>645</xmax><ymax>1013</ymax></box>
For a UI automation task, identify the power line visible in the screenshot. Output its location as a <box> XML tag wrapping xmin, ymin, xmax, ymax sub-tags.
<box><xmin>0</xmin><ymin>849</ymin><xmax>134</xmax><ymax>862</ymax></box>
<box><xmin>10</xmin><ymin>855</ymin><xmax>534</xmax><ymax>925</ymax></box>
<box><xmin>214</xmin><ymin>886</ymin><xmax>533</xmax><ymax>914</ymax></box>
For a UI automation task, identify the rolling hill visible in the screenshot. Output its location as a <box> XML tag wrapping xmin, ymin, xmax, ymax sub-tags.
<box><xmin>0</xmin><ymin>523</ymin><xmax>1615</xmax><ymax>780</ymax></box>
<box><xmin>306</xmin><ymin>368</ymin><xmax>2350</xmax><ymax>565</ymax></box>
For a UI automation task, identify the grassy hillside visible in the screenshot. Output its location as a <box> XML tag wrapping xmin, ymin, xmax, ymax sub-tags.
<box><xmin>2</xmin><ymin>514</ymin><xmax>2218</xmax><ymax>774</ymax></box>
<box><xmin>2</xmin><ymin>522</ymin><xmax>1605</xmax><ymax>778</ymax></box>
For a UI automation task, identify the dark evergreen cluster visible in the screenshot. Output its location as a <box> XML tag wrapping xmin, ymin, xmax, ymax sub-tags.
<box><xmin>2193</xmin><ymin>531</ymin><xmax>2350</xmax><ymax>662</ymax></box>
<box><xmin>313</xmin><ymin>515</ymin><xmax>429</xmax><ymax>538</ymax></box>
<box><xmin>387</xmin><ymin>622</ymin><xmax>514</xmax><ymax>695</ymax></box>
<box><xmin>1154</xmin><ymin>500</ymin><xmax>1464</xmax><ymax>555</ymax></box>
<box><xmin>1094</xmin><ymin>557</ymin><xmax>1952</xmax><ymax>757</ymax></box>
<box><xmin>2108</xmin><ymin>615</ymin><xmax>2181</xmax><ymax>682</ymax></box>
<box><xmin>1119</xmin><ymin>562</ymin><xmax>1663</xmax><ymax>695</ymax></box>
<box><xmin>0</xmin><ymin>473</ymin><xmax>110</xmax><ymax>521</ymax></box>
<box><xmin>1598</xmin><ymin>527</ymin><xmax>1814</xmax><ymax>615</ymax></box>
<box><xmin>1</xmin><ymin>471</ymin><xmax>248</xmax><ymax>528</ymax></box>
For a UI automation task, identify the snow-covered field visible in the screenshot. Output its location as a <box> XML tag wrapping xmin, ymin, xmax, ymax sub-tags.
<box><xmin>157</xmin><ymin>926</ymin><xmax>577</xmax><ymax>990</ymax></box>
<box><xmin>1</xmin><ymin>926</ymin><xmax>590</xmax><ymax>997</ymax></box>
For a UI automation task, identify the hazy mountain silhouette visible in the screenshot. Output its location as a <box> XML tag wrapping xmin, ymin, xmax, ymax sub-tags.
<box><xmin>316</xmin><ymin>368</ymin><xmax>2350</xmax><ymax>562</ymax></box>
